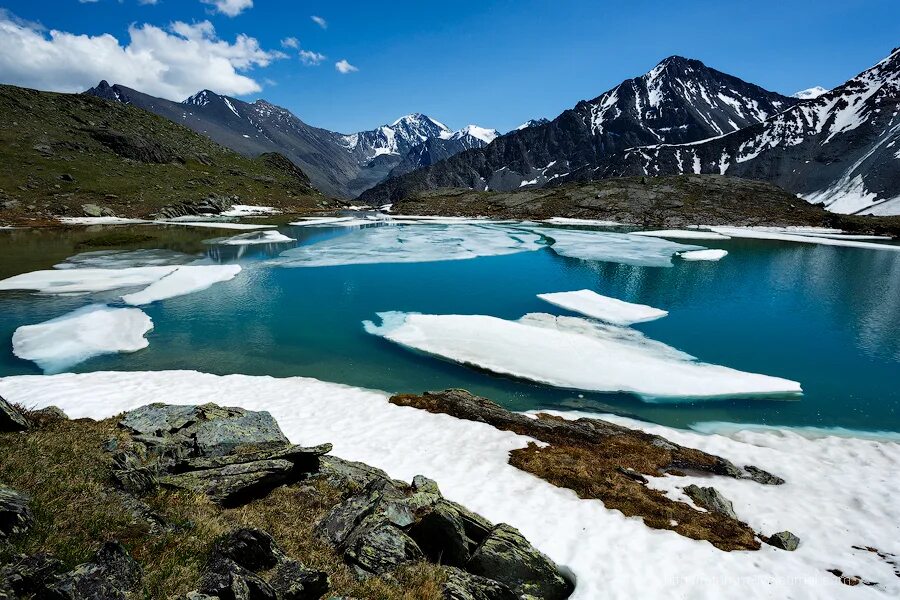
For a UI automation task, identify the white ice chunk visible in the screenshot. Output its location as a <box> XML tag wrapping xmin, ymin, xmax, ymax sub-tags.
<box><xmin>710</xmin><ymin>227</ymin><xmax>900</xmax><ymax>252</ymax></box>
<box><xmin>364</xmin><ymin>312</ymin><xmax>802</xmax><ymax>400</ymax></box>
<box><xmin>0</xmin><ymin>267</ymin><xmax>178</xmax><ymax>295</ymax></box>
<box><xmin>679</xmin><ymin>249</ymin><xmax>728</xmax><ymax>261</ymax></box>
<box><xmin>214</xmin><ymin>231</ymin><xmax>296</xmax><ymax>246</ymax></box>
<box><xmin>275</xmin><ymin>224</ymin><xmax>544</xmax><ymax>267</ymax></box>
<box><xmin>288</xmin><ymin>216</ymin><xmax>359</xmax><ymax>226</ymax></box>
<box><xmin>2</xmin><ymin>371</ymin><xmax>891</xmax><ymax>600</ymax></box>
<box><xmin>54</xmin><ymin>249</ymin><xmax>197</xmax><ymax>270</ymax></box>
<box><xmin>537</xmin><ymin>290</ymin><xmax>668</xmax><ymax>325</ymax></box>
<box><xmin>219</xmin><ymin>205</ymin><xmax>279</xmax><ymax>217</ymax></box>
<box><xmin>543</xmin><ymin>217</ymin><xmax>623</xmax><ymax>227</ymax></box>
<box><xmin>630</xmin><ymin>229</ymin><xmax>731</xmax><ymax>240</ymax></box>
<box><xmin>11</xmin><ymin>305</ymin><xmax>152</xmax><ymax>373</ymax></box>
<box><xmin>540</xmin><ymin>228</ymin><xmax>703</xmax><ymax>267</ymax></box>
<box><xmin>121</xmin><ymin>265</ymin><xmax>241</xmax><ymax>305</ymax></box>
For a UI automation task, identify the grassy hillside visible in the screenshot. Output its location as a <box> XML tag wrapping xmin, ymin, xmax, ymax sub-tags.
<box><xmin>0</xmin><ymin>85</ymin><xmax>341</xmax><ymax>225</ymax></box>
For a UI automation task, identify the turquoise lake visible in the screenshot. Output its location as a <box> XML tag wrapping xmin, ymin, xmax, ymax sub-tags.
<box><xmin>1</xmin><ymin>222</ymin><xmax>899</xmax><ymax>433</ymax></box>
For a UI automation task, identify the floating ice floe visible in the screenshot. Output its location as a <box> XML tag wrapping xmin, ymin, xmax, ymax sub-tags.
<box><xmin>543</xmin><ymin>217</ymin><xmax>623</xmax><ymax>227</ymax></box>
<box><xmin>0</xmin><ymin>370</ymin><xmax>895</xmax><ymax>599</ymax></box>
<box><xmin>364</xmin><ymin>312</ymin><xmax>802</xmax><ymax>399</ymax></box>
<box><xmin>275</xmin><ymin>224</ymin><xmax>544</xmax><ymax>267</ymax></box>
<box><xmin>121</xmin><ymin>265</ymin><xmax>241</xmax><ymax>305</ymax></box>
<box><xmin>213</xmin><ymin>231</ymin><xmax>296</xmax><ymax>246</ymax></box>
<box><xmin>679</xmin><ymin>249</ymin><xmax>729</xmax><ymax>261</ymax></box>
<box><xmin>57</xmin><ymin>217</ymin><xmax>152</xmax><ymax>225</ymax></box>
<box><xmin>539</xmin><ymin>228</ymin><xmax>704</xmax><ymax>267</ymax></box>
<box><xmin>219</xmin><ymin>205</ymin><xmax>279</xmax><ymax>217</ymax></box>
<box><xmin>709</xmin><ymin>227</ymin><xmax>900</xmax><ymax>251</ymax></box>
<box><xmin>537</xmin><ymin>290</ymin><xmax>668</xmax><ymax>325</ymax></box>
<box><xmin>630</xmin><ymin>229</ymin><xmax>731</xmax><ymax>240</ymax></box>
<box><xmin>10</xmin><ymin>305</ymin><xmax>152</xmax><ymax>373</ymax></box>
<box><xmin>288</xmin><ymin>216</ymin><xmax>359</xmax><ymax>226</ymax></box>
<box><xmin>153</xmin><ymin>220</ymin><xmax>276</xmax><ymax>230</ymax></box>
<box><xmin>54</xmin><ymin>249</ymin><xmax>198</xmax><ymax>270</ymax></box>
<box><xmin>0</xmin><ymin>267</ymin><xmax>179</xmax><ymax>294</ymax></box>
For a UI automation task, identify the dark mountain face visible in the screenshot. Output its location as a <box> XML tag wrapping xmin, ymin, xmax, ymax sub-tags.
<box><xmin>84</xmin><ymin>83</ymin><xmax>495</xmax><ymax>199</ymax></box>
<box><xmin>599</xmin><ymin>49</ymin><xmax>900</xmax><ymax>215</ymax></box>
<box><xmin>359</xmin><ymin>56</ymin><xmax>796</xmax><ymax>204</ymax></box>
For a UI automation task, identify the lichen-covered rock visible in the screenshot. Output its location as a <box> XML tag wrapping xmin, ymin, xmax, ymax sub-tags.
<box><xmin>44</xmin><ymin>541</ymin><xmax>142</xmax><ymax>600</ymax></box>
<box><xmin>318</xmin><ymin>456</ymin><xmax>391</xmax><ymax>491</ymax></box>
<box><xmin>198</xmin><ymin>555</ymin><xmax>276</xmax><ymax>600</ymax></box>
<box><xmin>269</xmin><ymin>560</ymin><xmax>329</xmax><ymax>600</ymax></box>
<box><xmin>0</xmin><ymin>395</ymin><xmax>29</xmax><ymax>432</ymax></box>
<box><xmin>466</xmin><ymin>524</ymin><xmax>573</xmax><ymax>600</ymax></box>
<box><xmin>684</xmin><ymin>484</ymin><xmax>739</xmax><ymax>520</ymax></box>
<box><xmin>442</xmin><ymin>567</ymin><xmax>517</xmax><ymax>600</ymax></box>
<box><xmin>0</xmin><ymin>553</ymin><xmax>63</xmax><ymax>597</ymax></box>
<box><xmin>408</xmin><ymin>500</ymin><xmax>470</xmax><ymax>566</ymax></box>
<box><xmin>212</xmin><ymin>529</ymin><xmax>284</xmax><ymax>572</ymax></box>
<box><xmin>28</xmin><ymin>406</ymin><xmax>69</xmax><ymax>427</ymax></box>
<box><xmin>0</xmin><ymin>486</ymin><xmax>32</xmax><ymax>538</ymax></box>
<box><xmin>743</xmin><ymin>465</ymin><xmax>786</xmax><ymax>486</ymax></box>
<box><xmin>119</xmin><ymin>403</ymin><xmax>288</xmax><ymax>458</ymax></box>
<box><xmin>766</xmin><ymin>530</ymin><xmax>800</xmax><ymax>551</ymax></box>
<box><xmin>344</xmin><ymin>520</ymin><xmax>423</xmax><ymax>575</ymax></box>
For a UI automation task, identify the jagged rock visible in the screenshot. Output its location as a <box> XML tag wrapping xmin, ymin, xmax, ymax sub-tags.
<box><xmin>198</xmin><ymin>555</ymin><xmax>276</xmax><ymax>600</ymax></box>
<box><xmin>29</xmin><ymin>406</ymin><xmax>69</xmax><ymax>427</ymax></box>
<box><xmin>269</xmin><ymin>560</ymin><xmax>329</xmax><ymax>600</ymax></box>
<box><xmin>314</xmin><ymin>456</ymin><xmax>390</xmax><ymax>491</ymax></box>
<box><xmin>160</xmin><ymin>444</ymin><xmax>330</xmax><ymax>506</ymax></box>
<box><xmin>442</xmin><ymin>566</ymin><xmax>517</xmax><ymax>600</ymax></box>
<box><xmin>344</xmin><ymin>520</ymin><xmax>423</xmax><ymax>575</ymax></box>
<box><xmin>412</xmin><ymin>475</ymin><xmax>441</xmax><ymax>495</ymax></box>
<box><xmin>743</xmin><ymin>466</ymin><xmax>785</xmax><ymax>486</ymax></box>
<box><xmin>110</xmin><ymin>449</ymin><xmax>157</xmax><ymax>495</ymax></box>
<box><xmin>684</xmin><ymin>485</ymin><xmax>738</xmax><ymax>520</ymax></box>
<box><xmin>0</xmin><ymin>553</ymin><xmax>63</xmax><ymax>597</ymax></box>
<box><xmin>0</xmin><ymin>487</ymin><xmax>32</xmax><ymax>538</ymax></box>
<box><xmin>766</xmin><ymin>531</ymin><xmax>800</xmax><ymax>551</ymax></box>
<box><xmin>120</xmin><ymin>403</ymin><xmax>289</xmax><ymax>459</ymax></box>
<box><xmin>44</xmin><ymin>541</ymin><xmax>142</xmax><ymax>600</ymax></box>
<box><xmin>408</xmin><ymin>500</ymin><xmax>470</xmax><ymax>566</ymax></box>
<box><xmin>0</xmin><ymin>395</ymin><xmax>29</xmax><ymax>432</ymax></box>
<box><xmin>212</xmin><ymin>529</ymin><xmax>283</xmax><ymax>572</ymax></box>
<box><xmin>154</xmin><ymin>195</ymin><xmax>231</xmax><ymax>219</ymax></box>
<box><xmin>467</xmin><ymin>524</ymin><xmax>573</xmax><ymax>600</ymax></box>
<box><xmin>616</xmin><ymin>466</ymin><xmax>648</xmax><ymax>484</ymax></box>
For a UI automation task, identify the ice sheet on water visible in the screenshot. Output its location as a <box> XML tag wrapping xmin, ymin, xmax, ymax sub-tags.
<box><xmin>710</xmin><ymin>227</ymin><xmax>900</xmax><ymax>251</ymax></box>
<box><xmin>538</xmin><ymin>290</ymin><xmax>668</xmax><ymax>325</ymax></box>
<box><xmin>212</xmin><ymin>231</ymin><xmax>296</xmax><ymax>246</ymax></box>
<box><xmin>57</xmin><ymin>217</ymin><xmax>151</xmax><ymax>225</ymax></box>
<box><xmin>220</xmin><ymin>205</ymin><xmax>279</xmax><ymax>217</ymax></box>
<box><xmin>364</xmin><ymin>311</ymin><xmax>802</xmax><ymax>400</ymax></box>
<box><xmin>54</xmin><ymin>249</ymin><xmax>198</xmax><ymax>270</ymax></box>
<box><xmin>679</xmin><ymin>249</ymin><xmax>728</xmax><ymax>261</ymax></box>
<box><xmin>538</xmin><ymin>228</ymin><xmax>704</xmax><ymax>267</ymax></box>
<box><xmin>0</xmin><ymin>371</ymin><xmax>896</xmax><ymax>599</ymax></box>
<box><xmin>0</xmin><ymin>267</ymin><xmax>179</xmax><ymax>294</ymax></box>
<box><xmin>11</xmin><ymin>305</ymin><xmax>152</xmax><ymax>373</ymax></box>
<box><xmin>275</xmin><ymin>224</ymin><xmax>545</xmax><ymax>267</ymax></box>
<box><xmin>543</xmin><ymin>217</ymin><xmax>623</xmax><ymax>227</ymax></box>
<box><xmin>121</xmin><ymin>265</ymin><xmax>242</xmax><ymax>305</ymax></box>
<box><xmin>153</xmin><ymin>220</ymin><xmax>276</xmax><ymax>230</ymax></box>
<box><xmin>631</xmin><ymin>229</ymin><xmax>731</xmax><ymax>240</ymax></box>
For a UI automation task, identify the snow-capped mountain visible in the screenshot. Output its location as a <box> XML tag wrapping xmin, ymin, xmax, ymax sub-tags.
<box><xmin>516</xmin><ymin>118</ymin><xmax>550</xmax><ymax>130</ymax></box>
<box><xmin>601</xmin><ymin>48</ymin><xmax>900</xmax><ymax>215</ymax></box>
<box><xmin>360</xmin><ymin>56</ymin><xmax>797</xmax><ymax>202</ymax></box>
<box><xmin>85</xmin><ymin>83</ymin><xmax>495</xmax><ymax>198</ymax></box>
<box><xmin>792</xmin><ymin>86</ymin><xmax>829</xmax><ymax>100</ymax></box>
<box><xmin>389</xmin><ymin>125</ymin><xmax>500</xmax><ymax>178</ymax></box>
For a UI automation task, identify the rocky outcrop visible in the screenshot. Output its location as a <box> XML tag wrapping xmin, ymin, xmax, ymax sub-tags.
<box><xmin>153</xmin><ymin>195</ymin><xmax>234</xmax><ymax>219</ymax></box>
<box><xmin>0</xmin><ymin>486</ymin><xmax>32</xmax><ymax>539</ymax></box>
<box><xmin>683</xmin><ymin>485</ymin><xmax>738</xmax><ymax>520</ymax></box>
<box><xmin>0</xmin><ymin>553</ymin><xmax>63</xmax><ymax>598</ymax></box>
<box><xmin>44</xmin><ymin>541</ymin><xmax>142</xmax><ymax>600</ymax></box>
<box><xmin>317</xmin><ymin>472</ymin><xmax>572</xmax><ymax>598</ymax></box>
<box><xmin>86</xmin><ymin>128</ymin><xmax>184</xmax><ymax>164</ymax></box>
<box><xmin>0</xmin><ymin>395</ymin><xmax>29</xmax><ymax>432</ymax></box>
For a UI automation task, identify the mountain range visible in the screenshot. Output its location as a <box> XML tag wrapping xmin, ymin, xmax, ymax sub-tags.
<box><xmin>85</xmin><ymin>82</ymin><xmax>497</xmax><ymax>199</ymax></box>
<box><xmin>360</xmin><ymin>50</ymin><xmax>900</xmax><ymax>216</ymax></box>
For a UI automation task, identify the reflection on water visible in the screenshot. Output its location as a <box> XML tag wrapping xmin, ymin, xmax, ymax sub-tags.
<box><xmin>0</xmin><ymin>224</ymin><xmax>899</xmax><ymax>432</ymax></box>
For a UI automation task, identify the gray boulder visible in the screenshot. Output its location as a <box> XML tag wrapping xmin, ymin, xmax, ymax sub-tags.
<box><xmin>119</xmin><ymin>403</ymin><xmax>289</xmax><ymax>459</ymax></box>
<box><xmin>0</xmin><ymin>395</ymin><xmax>29</xmax><ymax>432</ymax></box>
<box><xmin>212</xmin><ymin>528</ymin><xmax>283</xmax><ymax>572</ymax></box>
<box><xmin>743</xmin><ymin>466</ymin><xmax>786</xmax><ymax>486</ymax></box>
<box><xmin>766</xmin><ymin>531</ymin><xmax>800</xmax><ymax>551</ymax></box>
<box><xmin>408</xmin><ymin>500</ymin><xmax>471</xmax><ymax>566</ymax></box>
<box><xmin>0</xmin><ymin>553</ymin><xmax>63</xmax><ymax>597</ymax></box>
<box><xmin>198</xmin><ymin>555</ymin><xmax>276</xmax><ymax>600</ymax></box>
<box><xmin>44</xmin><ymin>541</ymin><xmax>142</xmax><ymax>600</ymax></box>
<box><xmin>0</xmin><ymin>486</ymin><xmax>32</xmax><ymax>538</ymax></box>
<box><xmin>442</xmin><ymin>566</ymin><xmax>517</xmax><ymax>600</ymax></box>
<box><xmin>269</xmin><ymin>560</ymin><xmax>329</xmax><ymax>600</ymax></box>
<box><xmin>684</xmin><ymin>484</ymin><xmax>739</xmax><ymax>520</ymax></box>
<box><xmin>343</xmin><ymin>520</ymin><xmax>423</xmax><ymax>575</ymax></box>
<box><xmin>467</xmin><ymin>524</ymin><xmax>574</xmax><ymax>600</ymax></box>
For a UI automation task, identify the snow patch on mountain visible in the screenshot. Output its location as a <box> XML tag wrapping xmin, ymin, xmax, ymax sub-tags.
<box><xmin>792</xmin><ymin>86</ymin><xmax>829</xmax><ymax>100</ymax></box>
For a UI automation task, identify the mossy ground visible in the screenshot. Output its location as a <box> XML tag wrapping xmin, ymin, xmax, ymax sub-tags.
<box><xmin>0</xmin><ymin>413</ymin><xmax>444</xmax><ymax>599</ymax></box>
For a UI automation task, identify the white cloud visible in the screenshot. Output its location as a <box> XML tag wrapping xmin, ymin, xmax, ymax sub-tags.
<box><xmin>0</xmin><ymin>15</ymin><xmax>284</xmax><ymax>99</ymax></box>
<box><xmin>335</xmin><ymin>59</ymin><xmax>358</xmax><ymax>74</ymax></box>
<box><xmin>299</xmin><ymin>49</ymin><xmax>326</xmax><ymax>66</ymax></box>
<box><xmin>311</xmin><ymin>15</ymin><xmax>327</xmax><ymax>29</ymax></box>
<box><xmin>280</xmin><ymin>36</ymin><xmax>299</xmax><ymax>49</ymax></box>
<box><xmin>201</xmin><ymin>0</ymin><xmax>253</xmax><ymax>17</ymax></box>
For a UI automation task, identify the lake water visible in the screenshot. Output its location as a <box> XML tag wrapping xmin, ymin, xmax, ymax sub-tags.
<box><xmin>1</xmin><ymin>221</ymin><xmax>899</xmax><ymax>433</ymax></box>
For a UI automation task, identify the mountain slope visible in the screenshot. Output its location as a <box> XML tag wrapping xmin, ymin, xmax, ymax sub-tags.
<box><xmin>359</xmin><ymin>56</ymin><xmax>796</xmax><ymax>203</ymax></box>
<box><xmin>0</xmin><ymin>84</ymin><xmax>326</xmax><ymax>223</ymax></box>
<box><xmin>388</xmin><ymin>125</ymin><xmax>499</xmax><ymax>178</ymax></box>
<box><xmin>600</xmin><ymin>48</ymin><xmax>900</xmax><ymax>215</ymax></box>
<box><xmin>86</xmin><ymin>83</ymin><xmax>496</xmax><ymax>198</ymax></box>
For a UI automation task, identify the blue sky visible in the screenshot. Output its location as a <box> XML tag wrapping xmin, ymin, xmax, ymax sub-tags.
<box><xmin>0</xmin><ymin>0</ymin><xmax>897</xmax><ymax>133</ymax></box>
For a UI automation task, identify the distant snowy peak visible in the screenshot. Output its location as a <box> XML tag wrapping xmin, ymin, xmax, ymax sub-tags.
<box><xmin>792</xmin><ymin>86</ymin><xmax>829</xmax><ymax>100</ymax></box>
<box><xmin>453</xmin><ymin>125</ymin><xmax>499</xmax><ymax>144</ymax></box>
<box><xmin>183</xmin><ymin>90</ymin><xmax>217</xmax><ymax>107</ymax></box>
<box><xmin>516</xmin><ymin>118</ymin><xmax>550</xmax><ymax>130</ymax></box>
